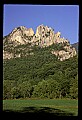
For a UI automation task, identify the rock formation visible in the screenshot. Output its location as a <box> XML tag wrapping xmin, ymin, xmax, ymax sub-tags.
<box><xmin>3</xmin><ymin>24</ymin><xmax>77</xmax><ymax>61</ymax></box>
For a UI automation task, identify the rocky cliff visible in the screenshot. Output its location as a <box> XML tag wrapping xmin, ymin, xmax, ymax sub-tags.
<box><xmin>3</xmin><ymin>24</ymin><xmax>77</xmax><ymax>61</ymax></box>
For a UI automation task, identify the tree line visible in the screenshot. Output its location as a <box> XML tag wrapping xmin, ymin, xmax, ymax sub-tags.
<box><xmin>3</xmin><ymin>75</ymin><xmax>78</xmax><ymax>99</ymax></box>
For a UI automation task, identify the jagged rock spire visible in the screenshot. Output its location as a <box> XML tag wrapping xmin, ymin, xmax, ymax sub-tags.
<box><xmin>3</xmin><ymin>24</ymin><xmax>77</xmax><ymax>60</ymax></box>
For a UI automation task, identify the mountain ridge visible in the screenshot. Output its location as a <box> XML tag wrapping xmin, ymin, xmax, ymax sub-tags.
<box><xmin>71</xmin><ymin>42</ymin><xmax>78</xmax><ymax>53</ymax></box>
<box><xmin>3</xmin><ymin>24</ymin><xmax>77</xmax><ymax>61</ymax></box>
<box><xmin>3</xmin><ymin>25</ymin><xmax>78</xmax><ymax>100</ymax></box>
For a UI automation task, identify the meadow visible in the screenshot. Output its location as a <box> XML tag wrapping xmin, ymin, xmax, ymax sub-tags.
<box><xmin>3</xmin><ymin>99</ymin><xmax>78</xmax><ymax>117</ymax></box>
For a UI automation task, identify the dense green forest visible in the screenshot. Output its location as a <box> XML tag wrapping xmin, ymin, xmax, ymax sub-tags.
<box><xmin>3</xmin><ymin>44</ymin><xmax>78</xmax><ymax>99</ymax></box>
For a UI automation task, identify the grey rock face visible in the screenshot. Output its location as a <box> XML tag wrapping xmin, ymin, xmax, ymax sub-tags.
<box><xmin>3</xmin><ymin>25</ymin><xmax>77</xmax><ymax>61</ymax></box>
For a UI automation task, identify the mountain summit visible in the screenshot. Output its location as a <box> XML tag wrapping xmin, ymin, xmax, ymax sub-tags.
<box><xmin>3</xmin><ymin>25</ymin><xmax>77</xmax><ymax>61</ymax></box>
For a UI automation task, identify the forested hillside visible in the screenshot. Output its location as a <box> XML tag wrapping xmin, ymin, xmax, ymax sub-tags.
<box><xmin>3</xmin><ymin>44</ymin><xmax>78</xmax><ymax>99</ymax></box>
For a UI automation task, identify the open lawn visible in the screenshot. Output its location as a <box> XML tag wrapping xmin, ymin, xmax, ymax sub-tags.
<box><xmin>3</xmin><ymin>99</ymin><xmax>78</xmax><ymax>117</ymax></box>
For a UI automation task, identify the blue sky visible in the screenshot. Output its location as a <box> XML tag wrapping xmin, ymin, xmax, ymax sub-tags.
<box><xmin>3</xmin><ymin>5</ymin><xmax>79</xmax><ymax>44</ymax></box>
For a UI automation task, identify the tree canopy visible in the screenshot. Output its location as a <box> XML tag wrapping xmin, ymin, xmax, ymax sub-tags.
<box><xmin>3</xmin><ymin>44</ymin><xmax>78</xmax><ymax>99</ymax></box>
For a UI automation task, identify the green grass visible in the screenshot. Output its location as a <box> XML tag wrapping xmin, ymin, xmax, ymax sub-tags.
<box><xmin>3</xmin><ymin>99</ymin><xmax>78</xmax><ymax>116</ymax></box>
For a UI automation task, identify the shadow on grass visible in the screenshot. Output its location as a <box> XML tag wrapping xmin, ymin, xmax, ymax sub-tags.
<box><xmin>3</xmin><ymin>106</ymin><xmax>77</xmax><ymax>119</ymax></box>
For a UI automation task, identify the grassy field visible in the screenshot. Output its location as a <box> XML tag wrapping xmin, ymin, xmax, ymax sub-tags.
<box><xmin>3</xmin><ymin>99</ymin><xmax>78</xmax><ymax>116</ymax></box>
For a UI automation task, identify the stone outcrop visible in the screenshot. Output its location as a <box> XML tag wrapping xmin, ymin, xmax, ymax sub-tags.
<box><xmin>34</xmin><ymin>25</ymin><xmax>70</xmax><ymax>47</ymax></box>
<box><xmin>55</xmin><ymin>31</ymin><xmax>61</xmax><ymax>38</ymax></box>
<box><xmin>3</xmin><ymin>50</ymin><xmax>14</xmax><ymax>59</ymax></box>
<box><xmin>51</xmin><ymin>45</ymin><xmax>76</xmax><ymax>61</ymax></box>
<box><xmin>4</xmin><ymin>26</ymin><xmax>34</xmax><ymax>46</ymax></box>
<box><xmin>3</xmin><ymin>24</ymin><xmax>77</xmax><ymax>61</ymax></box>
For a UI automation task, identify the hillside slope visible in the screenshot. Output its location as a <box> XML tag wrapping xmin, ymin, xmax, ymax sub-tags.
<box><xmin>3</xmin><ymin>25</ymin><xmax>78</xmax><ymax>99</ymax></box>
